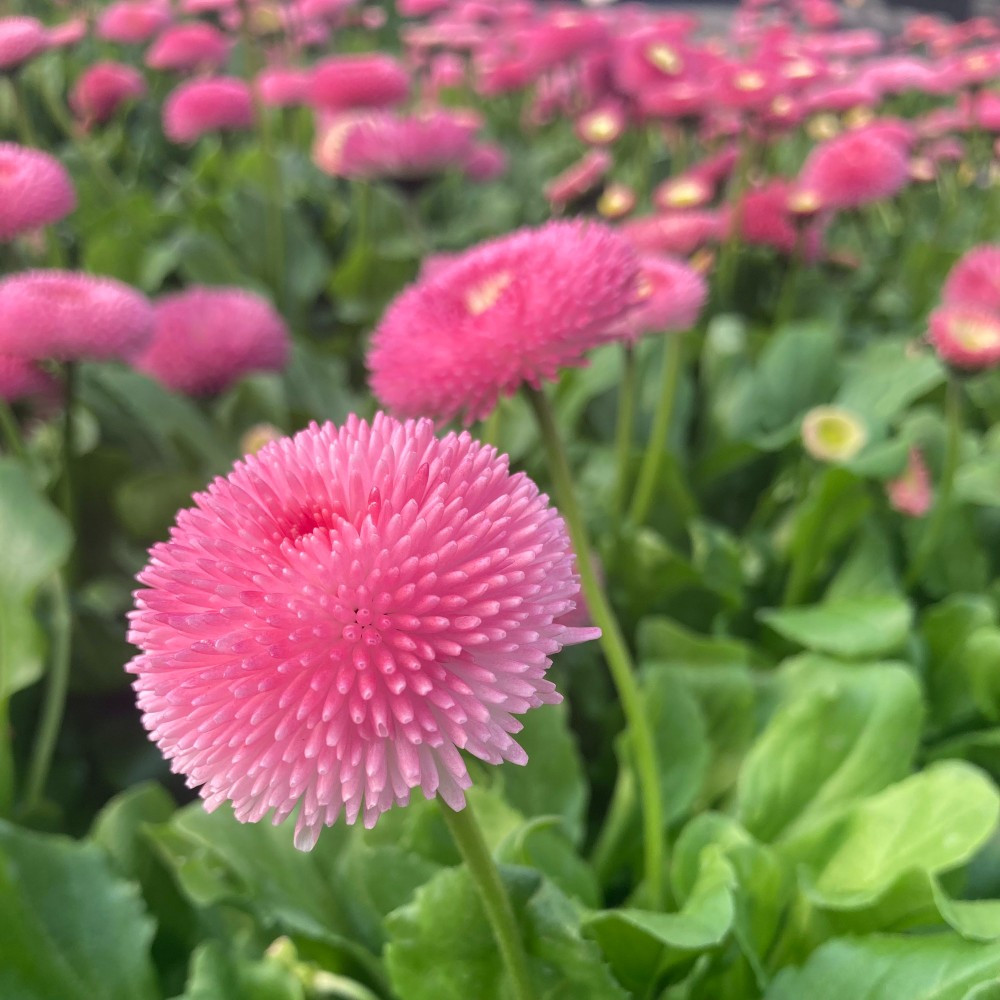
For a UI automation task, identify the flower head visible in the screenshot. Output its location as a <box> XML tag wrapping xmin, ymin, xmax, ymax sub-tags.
<box><xmin>98</xmin><ymin>1</ymin><xmax>171</xmax><ymax>44</ymax></box>
<box><xmin>544</xmin><ymin>149</ymin><xmax>611</xmax><ymax>212</ymax></box>
<box><xmin>615</xmin><ymin>255</ymin><xmax>707</xmax><ymax>341</ymax></box>
<box><xmin>307</xmin><ymin>54</ymin><xmax>409</xmax><ymax>112</ymax></box>
<box><xmin>942</xmin><ymin>245</ymin><xmax>1000</xmax><ymax>314</ymax></box>
<box><xmin>0</xmin><ymin>144</ymin><xmax>76</xmax><ymax>241</ymax></box>
<box><xmin>135</xmin><ymin>286</ymin><xmax>290</xmax><ymax>395</ymax></box>
<box><xmin>0</xmin><ymin>270</ymin><xmax>154</xmax><ymax>362</ymax></box>
<box><xmin>163</xmin><ymin>77</ymin><xmax>254</xmax><ymax>143</ymax></box>
<box><xmin>255</xmin><ymin>66</ymin><xmax>310</xmax><ymax>108</ymax></box>
<box><xmin>146</xmin><ymin>22</ymin><xmax>231</xmax><ymax>73</ymax></box>
<box><xmin>928</xmin><ymin>304</ymin><xmax>1000</xmax><ymax>370</ymax></box>
<box><xmin>0</xmin><ymin>355</ymin><xmax>58</xmax><ymax>403</ymax></box>
<box><xmin>127</xmin><ymin>413</ymin><xmax>596</xmax><ymax>848</ymax></box>
<box><xmin>0</xmin><ymin>16</ymin><xmax>48</xmax><ymax>71</ymax></box>
<box><xmin>71</xmin><ymin>63</ymin><xmax>147</xmax><ymax>126</ymax></box>
<box><xmin>369</xmin><ymin>220</ymin><xmax>639</xmax><ymax>423</ymax></box>
<box><xmin>801</xmin><ymin>405</ymin><xmax>868</xmax><ymax>463</ymax></box>
<box><xmin>887</xmin><ymin>447</ymin><xmax>932</xmax><ymax>518</ymax></box>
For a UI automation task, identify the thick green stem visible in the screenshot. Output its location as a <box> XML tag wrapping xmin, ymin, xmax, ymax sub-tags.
<box><xmin>629</xmin><ymin>334</ymin><xmax>684</xmax><ymax>528</ymax></box>
<box><xmin>440</xmin><ymin>802</ymin><xmax>535</xmax><ymax>1000</ymax></box>
<box><xmin>58</xmin><ymin>363</ymin><xmax>76</xmax><ymax>522</ymax></box>
<box><xmin>0</xmin><ymin>398</ymin><xmax>27</xmax><ymax>462</ymax></box>
<box><xmin>906</xmin><ymin>377</ymin><xmax>962</xmax><ymax>589</ymax></box>
<box><xmin>260</xmin><ymin>107</ymin><xmax>287</xmax><ymax>313</ymax></box>
<box><xmin>21</xmin><ymin>573</ymin><xmax>72</xmax><ymax>811</ymax></box>
<box><xmin>612</xmin><ymin>344</ymin><xmax>637</xmax><ymax>519</ymax></box>
<box><xmin>525</xmin><ymin>386</ymin><xmax>665</xmax><ymax>907</ymax></box>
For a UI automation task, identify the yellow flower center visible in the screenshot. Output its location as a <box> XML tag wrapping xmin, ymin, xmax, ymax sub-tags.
<box><xmin>807</xmin><ymin>114</ymin><xmax>840</xmax><ymax>140</ymax></box>
<box><xmin>646</xmin><ymin>43</ymin><xmax>683</xmax><ymax>75</ymax></box>
<box><xmin>952</xmin><ymin>315</ymin><xmax>1000</xmax><ymax>352</ymax></box>
<box><xmin>663</xmin><ymin>179</ymin><xmax>705</xmax><ymax>208</ymax></box>
<box><xmin>597</xmin><ymin>186</ymin><xmax>632</xmax><ymax>218</ymax></box>
<box><xmin>801</xmin><ymin>406</ymin><xmax>868</xmax><ymax>462</ymax></box>
<box><xmin>582</xmin><ymin>112</ymin><xmax>618</xmax><ymax>143</ymax></box>
<box><xmin>735</xmin><ymin>70</ymin><xmax>766</xmax><ymax>92</ymax></box>
<box><xmin>466</xmin><ymin>272</ymin><xmax>513</xmax><ymax>315</ymax></box>
<box><xmin>788</xmin><ymin>189</ymin><xmax>821</xmax><ymax>214</ymax></box>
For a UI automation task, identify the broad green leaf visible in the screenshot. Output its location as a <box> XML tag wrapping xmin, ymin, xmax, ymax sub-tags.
<box><xmin>825</xmin><ymin>523</ymin><xmax>899</xmax><ymax>601</ymax></box>
<box><xmin>967</xmin><ymin>629</ymin><xmax>1000</xmax><ymax>721</ymax></box>
<box><xmin>736</xmin><ymin>659</ymin><xmax>922</xmax><ymax>842</ymax></box>
<box><xmin>787</xmin><ymin>762</ymin><xmax>1000</xmax><ymax>908</ymax></box>
<box><xmin>758</xmin><ymin>595</ymin><xmax>912</xmax><ymax>659</ymax></box>
<box><xmin>765</xmin><ymin>933</ymin><xmax>1000</xmax><ymax>1000</ymax></box>
<box><xmin>385</xmin><ymin>867</ymin><xmax>626</xmax><ymax>1000</ymax></box>
<box><xmin>636</xmin><ymin>616</ymin><xmax>754</xmax><ymax>669</ymax></box>
<box><xmin>498</xmin><ymin>818</ymin><xmax>600</xmax><ymax>908</ymax></box>
<box><xmin>0</xmin><ymin>821</ymin><xmax>157</xmax><ymax>1000</ymax></box>
<box><xmin>956</xmin><ymin>453</ymin><xmax>1000</xmax><ymax>508</ymax></box>
<box><xmin>499</xmin><ymin>704</ymin><xmax>588</xmax><ymax>845</ymax></box>
<box><xmin>584</xmin><ymin>846</ymin><xmax>735</xmax><ymax>994</ymax></box>
<box><xmin>175</xmin><ymin>941</ymin><xmax>304</xmax><ymax>1000</ymax></box>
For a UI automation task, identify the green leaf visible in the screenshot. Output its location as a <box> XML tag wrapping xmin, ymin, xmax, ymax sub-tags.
<box><xmin>956</xmin><ymin>453</ymin><xmax>1000</xmax><ymax>508</ymax></box>
<box><xmin>765</xmin><ymin>933</ymin><xmax>1000</xmax><ymax>1000</ymax></box>
<box><xmin>175</xmin><ymin>941</ymin><xmax>304</xmax><ymax>1000</ymax></box>
<box><xmin>636</xmin><ymin>616</ymin><xmax>754</xmax><ymax>669</ymax></box>
<box><xmin>499</xmin><ymin>704</ymin><xmax>588</xmax><ymax>845</ymax></box>
<box><xmin>966</xmin><ymin>629</ymin><xmax>1000</xmax><ymax>722</ymax></box>
<box><xmin>758</xmin><ymin>594</ymin><xmax>912</xmax><ymax>659</ymax></box>
<box><xmin>499</xmin><ymin>818</ymin><xmax>600</xmax><ymax>909</ymax></box>
<box><xmin>0</xmin><ymin>821</ymin><xmax>157</xmax><ymax>1000</ymax></box>
<box><xmin>736</xmin><ymin>659</ymin><xmax>923</xmax><ymax>842</ymax></box>
<box><xmin>584</xmin><ymin>846</ymin><xmax>735</xmax><ymax>993</ymax></box>
<box><xmin>786</xmin><ymin>762</ymin><xmax>1000</xmax><ymax>908</ymax></box>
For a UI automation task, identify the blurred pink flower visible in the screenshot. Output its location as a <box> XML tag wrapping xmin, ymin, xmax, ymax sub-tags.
<box><xmin>98</xmin><ymin>1</ymin><xmax>171</xmax><ymax>44</ymax></box>
<box><xmin>146</xmin><ymin>22</ymin><xmax>230</xmax><ymax>73</ymax></box>
<box><xmin>0</xmin><ymin>16</ymin><xmax>49</xmax><ymax>70</ymax></box>
<box><xmin>255</xmin><ymin>66</ymin><xmax>310</xmax><ymax>108</ymax></box>
<box><xmin>369</xmin><ymin>220</ymin><xmax>639</xmax><ymax>423</ymax></box>
<box><xmin>615</xmin><ymin>255</ymin><xmax>707</xmax><ymax>342</ymax></box>
<box><xmin>943</xmin><ymin>245</ymin><xmax>1000</xmax><ymax>314</ymax></box>
<box><xmin>135</xmin><ymin>286</ymin><xmax>290</xmax><ymax>395</ymax></box>
<box><xmin>0</xmin><ymin>144</ymin><xmax>76</xmax><ymax>241</ymax></box>
<box><xmin>163</xmin><ymin>76</ymin><xmax>254</xmax><ymax>143</ymax></box>
<box><xmin>545</xmin><ymin>149</ymin><xmax>611</xmax><ymax>212</ymax></box>
<box><xmin>0</xmin><ymin>270</ymin><xmax>153</xmax><ymax>362</ymax></box>
<box><xmin>887</xmin><ymin>447</ymin><xmax>932</xmax><ymax>518</ymax></box>
<box><xmin>71</xmin><ymin>62</ymin><xmax>147</xmax><ymax>125</ymax></box>
<box><xmin>0</xmin><ymin>355</ymin><xmax>59</xmax><ymax>404</ymax></box>
<box><xmin>928</xmin><ymin>304</ymin><xmax>1000</xmax><ymax>370</ymax></box>
<box><xmin>47</xmin><ymin>17</ymin><xmax>88</xmax><ymax>50</ymax></box>
<box><xmin>127</xmin><ymin>413</ymin><xmax>596</xmax><ymax>848</ymax></box>
<box><xmin>620</xmin><ymin>210</ymin><xmax>724</xmax><ymax>257</ymax></box>
<box><xmin>307</xmin><ymin>54</ymin><xmax>409</xmax><ymax>112</ymax></box>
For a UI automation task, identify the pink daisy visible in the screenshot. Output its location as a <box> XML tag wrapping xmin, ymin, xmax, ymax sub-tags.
<box><xmin>70</xmin><ymin>63</ymin><xmax>147</xmax><ymax>126</ymax></box>
<box><xmin>887</xmin><ymin>447</ymin><xmax>932</xmax><ymax>518</ymax></box>
<box><xmin>46</xmin><ymin>18</ymin><xmax>88</xmax><ymax>50</ymax></box>
<box><xmin>307</xmin><ymin>54</ymin><xmax>409</xmax><ymax>112</ymax></box>
<box><xmin>0</xmin><ymin>270</ymin><xmax>154</xmax><ymax>362</ymax></box>
<box><xmin>928</xmin><ymin>305</ymin><xmax>1000</xmax><ymax>370</ymax></box>
<box><xmin>369</xmin><ymin>220</ymin><xmax>640</xmax><ymax>423</ymax></box>
<box><xmin>98</xmin><ymin>1</ymin><xmax>171</xmax><ymax>44</ymax></box>
<box><xmin>255</xmin><ymin>66</ymin><xmax>310</xmax><ymax>108</ymax></box>
<box><xmin>146</xmin><ymin>22</ymin><xmax>231</xmax><ymax>73</ymax></box>
<box><xmin>942</xmin><ymin>245</ymin><xmax>1000</xmax><ymax>314</ymax></box>
<box><xmin>0</xmin><ymin>355</ymin><xmax>58</xmax><ymax>403</ymax></box>
<box><xmin>0</xmin><ymin>144</ymin><xmax>76</xmax><ymax>241</ymax></box>
<box><xmin>616</xmin><ymin>255</ymin><xmax>708</xmax><ymax>342</ymax></box>
<box><xmin>127</xmin><ymin>413</ymin><xmax>597</xmax><ymax>848</ymax></box>
<box><xmin>163</xmin><ymin>77</ymin><xmax>254</xmax><ymax>143</ymax></box>
<box><xmin>0</xmin><ymin>16</ymin><xmax>48</xmax><ymax>71</ymax></box>
<box><xmin>135</xmin><ymin>287</ymin><xmax>289</xmax><ymax>395</ymax></box>
<box><xmin>544</xmin><ymin>149</ymin><xmax>611</xmax><ymax>212</ymax></box>
<box><xmin>620</xmin><ymin>210</ymin><xmax>724</xmax><ymax>257</ymax></box>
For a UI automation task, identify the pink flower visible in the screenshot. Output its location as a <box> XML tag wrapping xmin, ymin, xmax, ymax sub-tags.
<box><xmin>544</xmin><ymin>149</ymin><xmax>611</xmax><ymax>212</ymax></box>
<box><xmin>255</xmin><ymin>66</ymin><xmax>310</xmax><ymax>108</ymax></box>
<box><xmin>943</xmin><ymin>245</ymin><xmax>1000</xmax><ymax>313</ymax></box>
<box><xmin>653</xmin><ymin>175</ymin><xmax>713</xmax><ymax>212</ymax></box>
<box><xmin>0</xmin><ymin>16</ymin><xmax>49</xmax><ymax>71</ymax></box>
<box><xmin>0</xmin><ymin>355</ymin><xmax>58</xmax><ymax>403</ymax></box>
<box><xmin>615</xmin><ymin>255</ymin><xmax>707</xmax><ymax>341</ymax></box>
<box><xmin>135</xmin><ymin>287</ymin><xmax>290</xmax><ymax>395</ymax></box>
<box><xmin>887</xmin><ymin>447</ymin><xmax>932</xmax><ymax>518</ymax></box>
<box><xmin>369</xmin><ymin>220</ymin><xmax>639</xmax><ymax>423</ymax></box>
<box><xmin>98</xmin><ymin>1</ymin><xmax>171</xmax><ymax>44</ymax></box>
<box><xmin>307</xmin><ymin>54</ymin><xmax>409</xmax><ymax>112</ymax></box>
<box><xmin>163</xmin><ymin>77</ymin><xmax>254</xmax><ymax>143</ymax></box>
<box><xmin>796</xmin><ymin>128</ymin><xmax>910</xmax><ymax>210</ymax></box>
<box><xmin>71</xmin><ymin>63</ymin><xmax>147</xmax><ymax>126</ymax></box>
<box><xmin>0</xmin><ymin>270</ymin><xmax>153</xmax><ymax>362</ymax></box>
<box><xmin>575</xmin><ymin>102</ymin><xmax>627</xmax><ymax>146</ymax></box>
<box><xmin>620</xmin><ymin>211</ymin><xmax>724</xmax><ymax>257</ymax></box>
<box><xmin>46</xmin><ymin>17</ymin><xmax>88</xmax><ymax>50</ymax></box>
<box><xmin>146</xmin><ymin>22</ymin><xmax>230</xmax><ymax>73</ymax></box>
<box><xmin>127</xmin><ymin>413</ymin><xmax>597</xmax><ymax>848</ymax></box>
<box><xmin>735</xmin><ymin>180</ymin><xmax>824</xmax><ymax>258</ymax></box>
<box><xmin>928</xmin><ymin>305</ymin><xmax>1000</xmax><ymax>370</ymax></box>
<box><xmin>0</xmin><ymin>144</ymin><xmax>76</xmax><ymax>241</ymax></box>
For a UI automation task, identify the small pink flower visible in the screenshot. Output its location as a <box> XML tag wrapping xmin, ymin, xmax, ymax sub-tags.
<box><xmin>369</xmin><ymin>220</ymin><xmax>640</xmax><ymax>423</ymax></box>
<box><xmin>0</xmin><ymin>144</ymin><xmax>76</xmax><ymax>241</ymax></box>
<box><xmin>620</xmin><ymin>211</ymin><xmax>724</xmax><ymax>257</ymax></box>
<box><xmin>146</xmin><ymin>22</ymin><xmax>230</xmax><ymax>73</ymax></box>
<box><xmin>46</xmin><ymin>17</ymin><xmax>88</xmax><ymax>50</ymax></box>
<box><xmin>615</xmin><ymin>255</ymin><xmax>707</xmax><ymax>342</ymax></box>
<box><xmin>98</xmin><ymin>1</ymin><xmax>171</xmax><ymax>44</ymax></box>
<box><xmin>163</xmin><ymin>77</ymin><xmax>254</xmax><ymax>143</ymax></box>
<box><xmin>307</xmin><ymin>54</ymin><xmax>409</xmax><ymax>112</ymax></box>
<box><xmin>71</xmin><ymin>62</ymin><xmax>147</xmax><ymax>126</ymax></box>
<box><xmin>544</xmin><ymin>149</ymin><xmax>611</xmax><ymax>212</ymax></box>
<box><xmin>255</xmin><ymin>66</ymin><xmax>310</xmax><ymax>108</ymax></box>
<box><xmin>127</xmin><ymin>413</ymin><xmax>597</xmax><ymax>848</ymax></box>
<box><xmin>135</xmin><ymin>287</ymin><xmax>290</xmax><ymax>395</ymax></box>
<box><xmin>928</xmin><ymin>304</ymin><xmax>1000</xmax><ymax>370</ymax></box>
<box><xmin>0</xmin><ymin>270</ymin><xmax>154</xmax><ymax>362</ymax></box>
<box><xmin>943</xmin><ymin>245</ymin><xmax>1000</xmax><ymax>314</ymax></box>
<box><xmin>575</xmin><ymin>102</ymin><xmax>627</xmax><ymax>146</ymax></box>
<box><xmin>0</xmin><ymin>16</ymin><xmax>49</xmax><ymax>71</ymax></box>
<box><xmin>0</xmin><ymin>355</ymin><xmax>58</xmax><ymax>403</ymax></box>
<box><xmin>887</xmin><ymin>447</ymin><xmax>932</xmax><ymax>518</ymax></box>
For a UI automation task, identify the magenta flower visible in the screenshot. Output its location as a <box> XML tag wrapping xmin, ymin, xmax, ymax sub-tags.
<box><xmin>98</xmin><ymin>1</ymin><xmax>171</xmax><ymax>44</ymax></box>
<box><xmin>127</xmin><ymin>414</ymin><xmax>597</xmax><ymax>848</ymax></box>
<box><xmin>369</xmin><ymin>220</ymin><xmax>640</xmax><ymax>423</ymax></box>
<box><xmin>615</xmin><ymin>255</ymin><xmax>708</xmax><ymax>342</ymax></box>
<box><xmin>146</xmin><ymin>22</ymin><xmax>231</xmax><ymax>73</ymax></box>
<box><xmin>307</xmin><ymin>54</ymin><xmax>409</xmax><ymax>113</ymax></box>
<box><xmin>163</xmin><ymin>77</ymin><xmax>254</xmax><ymax>143</ymax></box>
<box><xmin>0</xmin><ymin>355</ymin><xmax>58</xmax><ymax>403</ymax></box>
<box><xmin>71</xmin><ymin>63</ymin><xmax>147</xmax><ymax>126</ymax></box>
<box><xmin>0</xmin><ymin>17</ymin><xmax>49</xmax><ymax>71</ymax></box>
<box><xmin>0</xmin><ymin>144</ymin><xmax>76</xmax><ymax>241</ymax></box>
<box><xmin>928</xmin><ymin>304</ymin><xmax>1000</xmax><ymax>370</ymax></box>
<box><xmin>942</xmin><ymin>245</ymin><xmax>1000</xmax><ymax>314</ymax></box>
<box><xmin>135</xmin><ymin>286</ymin><xmax>290</xmax><ymax>395</ymax></box>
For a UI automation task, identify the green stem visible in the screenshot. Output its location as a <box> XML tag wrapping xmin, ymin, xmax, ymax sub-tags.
<box><xmin>628</xmin><ymin>334</ymin><xmax>684</xmax><ymax>528</ymax></box>
<box><xmin>58</xmin><ymin>362</ymin><xmax>76</xmax><ymax>523</ymax></box>
<box><xmin>773</xmin><ymin>228</ymin><xmax>805</xmax><ymax>329</ymax></box>
<box><xmin>906</xmin><ymin>377</ymin><xmax>962</xmax><ymax>589</ymax></box>
<box><xmin>440</xmin><ymin>802</ymin><xmax>535</xmax><ymax>1000</ymax></box>
<box><xmin>525</xmin><ymin>386</ymin><xmax>665</xmax><ymax>908</ymax></box>
<box><xmin>612</xmin><ymin>344</ymin><xmax>637</xmax><ymax>519</ymax></box>
<box><xmin>10</xmin><ymin>72</ymin><xmax>36</xmax><ymax>146</ymax></box>
<box><xmin>0</xmin><ymin>397</ymin><xmax>27</xmax><ymax>462</ymax></box>
<box><xmin>590</xmin><ymin>765</ymin><xmax>637</xmax><ymax>885</ymax></box>
<box><xmin>21</xmin><ymin>573</ymin><xmax>72</xmax><ymax>811</ymax></box>
<box><xmin>310</xmin><ymin>972</ymin><xmax>383</xmax><ymax>1000</ymax></box>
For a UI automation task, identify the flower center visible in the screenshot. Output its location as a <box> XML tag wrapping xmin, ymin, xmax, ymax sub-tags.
<box><xmin>465</xmin><ymin>271</ymin><xmax>513</xmax><ymax>315</ymax></box>
<box><xmin>646</xmin><ymin>43</ymin><xmax>682</xmax><ymax>75</ymax></box>
<box><xmin>735</xmin><ymin>71</ymin><xmax>766</xmax><ymax>92</ymax></box>
<box><xmin>952</xmin><ymin>316</ymin><xmax>1000</xmax><ymax>352</ymax></box>
<box><xmin>581</xmin><ymin>112</ymin><xmax>618</xmax><ymax>143</ymax></box>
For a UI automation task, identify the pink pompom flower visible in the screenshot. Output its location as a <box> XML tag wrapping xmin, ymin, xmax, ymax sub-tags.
<box><xmin>927</xmin><ymin>304</ymin><xmax>1000</xmax><ymax>370</ymax></box>
<box><xmin>0</xmin><ymin>270</ymin><xmax>154</xmax><ymax>362</ymax></box>
<box><xmin>0</xmin><ymin>143</ymin><xmax>76</xmax><ymax>241</ymax></box>
<box><xmin>369</xmin><ymin>220</ymin><xmax>639</xmax><ymax>423</ymax></box>
<box><xmin>255</xmin><ymin>66</ymin><xmax>310</xmax><ymax>108</ymax></box>
<box><xmin>135</xmin><ymin>286</ymin><xmax>289</xmax><ymax>395</ymax></box>
<box><xmin>616</xmin><ymin>255</ymin><xmax>708</xmax><ymax>342</ymax></box>
<box><xmin>544</xmin><ymin>149</ymin><xmax>611</xmax><ymax>212</ymax></box>
<box><xmin>887</xmin><ymin>447</ymin><xmax>932</xmax><ymax>518</ymax></box>
<box><xmin>98</xmin><ymin>1</ymin><xmax>171</xmax><ymax>44</ymax></box>
<box><xmin>146</xmin><ymin>22</ymin><xmax>231</xmax><ymax>73</ymax></box>
<box><xmin>942</xmin><ymin>245</ymin><xmax>1000</xmax><ymax>314</ymax></box>
<box><xmin>307</xmin><ymin>54</ymin><xmax>409</xmax><ymax>112</ymax></box>
<box><xmin>71</xmin><ymin>62</ymin><xmax>147</xmax><ymax>126</ymax></box>
<box><xmin>620</xmin><ymin>210</ymin><xmax>724</xmax><ymax>258</ymax></box>
<box><xmin>0</xmin><ymin>16</ymin><xmax>48</xmax><ymax>71</ymax></box>
<box><xmin>0</xmin><ymin>355</ymin><xmax>59</xmax><ymax>403</ymax></box>
<box><xmin>127</xmin><ymin>413</ymin><xmax>597</xmax><ymax>848</ymax></box>
<box><xmin>163</xmin><ymin>76</ymin><xmax>254</xmax><ymax>143</ymax></box>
